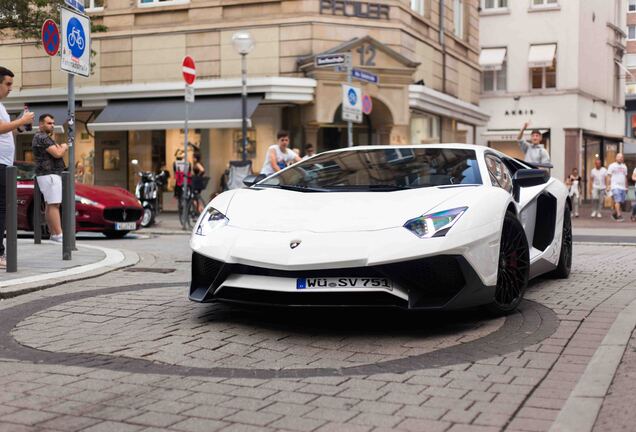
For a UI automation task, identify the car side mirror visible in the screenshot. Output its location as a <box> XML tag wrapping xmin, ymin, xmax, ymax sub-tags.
<box><xmin>512</xmin><ymin>169</ymin><xmax>549</xmax><ymax>202</ymax></box>
<box><xmin>243</xmin><ymin>174</ymin><xmax>266</xmax><ymax>187</ymax></box>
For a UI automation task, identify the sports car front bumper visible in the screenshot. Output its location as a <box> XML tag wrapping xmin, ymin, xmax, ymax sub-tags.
<box><xmin>189</xmin><ymin>223</ymin><xmax>501</xmax><ymax>310</ymax></box>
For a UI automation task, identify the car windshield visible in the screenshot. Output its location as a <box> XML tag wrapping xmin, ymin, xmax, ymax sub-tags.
<box><xmin>258</xmin><ymin>148</ymin><xmax>482</xmax><ymax>191</ymax></box>
<box><xmin>15</xmin><ymin>162</ymin><xmax>36</xmax><ymax>180</ymax></box>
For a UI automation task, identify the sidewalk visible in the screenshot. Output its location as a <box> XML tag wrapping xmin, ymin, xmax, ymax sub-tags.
<box><xmin>0</xmin><ymin>239</ymin><xmax>136</xmax><ymax>298</ymax></box>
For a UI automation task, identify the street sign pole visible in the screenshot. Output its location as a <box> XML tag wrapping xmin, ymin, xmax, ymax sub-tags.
<box><xmin>183</xmin><ymin>95</ymin><xmax>189</xmax><ymax>226</ymax></box>
<box><xmin>67</xmin><ymin>73</ymin><xmax>76</xmax><ymax>252</ymax></box>
<box><xmin>347</xmin><ymin>56</ymin><xmax>353</xmax><ymax>148</ymax></box>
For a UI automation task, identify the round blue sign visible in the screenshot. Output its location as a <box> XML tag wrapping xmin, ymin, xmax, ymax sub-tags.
<box><xmin>66</xmin><ymin>17</ymin><xmax>86</xmax><ymax>58</ymax></box>
<box><xmin>347</xmin><ymin>88</ymin><xmax>357</xmax><ymax>106</ymax></box>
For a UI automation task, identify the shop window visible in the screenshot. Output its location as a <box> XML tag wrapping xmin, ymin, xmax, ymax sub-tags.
<box><xmin>454</xmin><ymin>0</ymin><xmax>464</xmax><ymax>39</ymax></box>
<box><xmin>531</xmin><ymin>59</ymin><xmax>557</xmax><ymax>90</ymax></box>
<box><xmin>483</xmin><ymin>61</ymin><xmax>507</xmax><ymax>92</ymax></box>
<box><xmin>410</xmin><ymin>113</ymin><xmax>441</xmax><ymax>144</ymax></box>
<box><xmin>103</xmin><ymin>149</ymin><xmax>121</xmax><ymax>171</ymax></box>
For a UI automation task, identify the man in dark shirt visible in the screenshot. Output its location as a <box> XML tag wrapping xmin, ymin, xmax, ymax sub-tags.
<box><xmin>32</xmin><ymin>114</ymin><xmax>67</xmax><ymax>242</ymax></box>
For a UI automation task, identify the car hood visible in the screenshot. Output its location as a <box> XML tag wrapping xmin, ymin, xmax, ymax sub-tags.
<box><xmin>76</xmin><ymin>183</ymin><xmax>141</xmax><ymax>208</ymax></box>
<box><xmin>223</xmin><ymin>186</ymin><xmax>478</xmax><ymax>232</ymax></box>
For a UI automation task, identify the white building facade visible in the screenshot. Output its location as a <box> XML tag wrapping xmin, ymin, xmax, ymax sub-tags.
<box><xmin>477</xmin><ymin>0</ymin><xmax>626</xmax><ymax>196</ymax></box>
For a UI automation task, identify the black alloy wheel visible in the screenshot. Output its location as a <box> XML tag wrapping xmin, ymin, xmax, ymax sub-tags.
<box><xmin>548</xmin><ymin>208</ymin><xmax>572</xmax><ymax>279</ymax></box>
<box><xmin>487</xmin><ymin>213</ymin><xmax>530</xmax><ymax>315</ymax></box>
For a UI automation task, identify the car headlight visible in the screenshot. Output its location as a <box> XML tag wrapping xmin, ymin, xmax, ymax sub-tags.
<box><xmin>75</xmin><ymin>195</ymin><xmax>99</xmax><ymax>206</ymax></box>
<box><xmin>404</xmin><ymin>207</ymin><xmax>467</xmax><ymax>238</ymax></box>
<box><xmin>194</xmin><ymin>207</ymin><xmax>229</xmax><ymax>236</ymax></box>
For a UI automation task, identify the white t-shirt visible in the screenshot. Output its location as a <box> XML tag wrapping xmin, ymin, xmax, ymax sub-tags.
<box><xmin>260</xmin><ymin>144</ymin><xmax>297</xmax><ymax>175</ymax></box>
<box><xmin>607</xmin><ymin>162</ymin><xmax>628</xmax><ymax>191</ymax></box>
<box><xmin>590</xmin><ymin>167</ymin><xmax>607</xmax><ymax>190</ymax></box>
<box><xmin>0</xmin><ymin>103</ymin><xmax>14</xmax><ymax>166</ymax></box>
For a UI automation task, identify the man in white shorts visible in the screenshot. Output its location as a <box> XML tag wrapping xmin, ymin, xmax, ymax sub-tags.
<box><xmin>32</xmin><ymin>114</ymin><xmax>68</xmax><ymax>242</ymax></box>
<box><xmin>606</xmin><ymin>153</ymin><xmax>628</xmax><ymax>222</ymax></box>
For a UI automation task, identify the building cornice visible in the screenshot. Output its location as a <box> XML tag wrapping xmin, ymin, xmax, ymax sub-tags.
<box><xmin>5</xmin><ymin>77</ymin><xmax>317</xmax><ymax>111</ymax></box>
<box><xmin>409</xmin><ymin>85</ymin><xmax>490</xmax><ymax>126</ymax></box>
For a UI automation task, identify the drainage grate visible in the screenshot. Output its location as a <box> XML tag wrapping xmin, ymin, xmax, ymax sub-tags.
<box><xmin>124</xmin><ymin>267</ymin><xmax>176</xmax><ymax>274</ymax></box>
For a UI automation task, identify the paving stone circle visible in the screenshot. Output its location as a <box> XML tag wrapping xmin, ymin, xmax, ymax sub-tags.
<box><xmin>0</xmin><ymin>282</ymin><xmax>559</xmax><ymax>378</ymax></box>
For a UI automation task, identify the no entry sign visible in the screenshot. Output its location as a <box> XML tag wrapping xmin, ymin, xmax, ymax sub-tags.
<box><xmin>182</xmin><ymin>56</ymin><xmax>196</xmax><ymax>85</ymax></box>
<box><xmin>41</xmin><ymin>19</ymin><xmax>60</xmax><ymax>57</ymax></box>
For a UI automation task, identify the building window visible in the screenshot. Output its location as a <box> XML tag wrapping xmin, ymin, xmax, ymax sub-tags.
<box><xmin>454</xmin><ymin>0</ymin><xmax>464</xmax><ymax>38</ymax></box>
<box><xmin>531</xmin><ymin>60</ymin><xmax>557</xmax><ymax>89</ymax></box>
<box><xmin>86</xmin><ymin>0</ymin><xmax>104</xmax><ymax>10</ymax></box>
<box><xmin>483</xmin><ymin>62</ymin><xmax>507</xmax><ymax>92</ymax></box>
<box><xmin>482</xmin><ymin>0</ymin><xmax>507</xmax><ymax>9</ymax></box>
<box><xmin>630</xmin><ymin>0</ymin><xmax>636</xmax><ymax>12</ymax></box>
<box><xmin>626</xmin><ymin>54</ymin><xmax>636</xmax><ymax>69</ymax></box>
<box><xmin>629</xmin><ymin>25</ymin><xmax>636</xmax><ymax>40</ymax></box>
<box><xmin>411</xmin><ymin>0</ymin><xmax>425</xmax><ymax>15</ymax></box>
<box><xmin>139</xmin><ymin>0</ymin><xmax>189</xmax><ymax>6</ymax></box>
<box><xmin>532</xmin><ymin>0</ymin><xmax>558</xmax><ymax>6</ymax></box>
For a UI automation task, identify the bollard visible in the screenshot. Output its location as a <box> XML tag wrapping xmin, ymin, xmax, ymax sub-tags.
<box><xmin>6</xmin><ymin>166</ymin><xmax>17</xmax><ymax>272</ymax></box>
<box><xmin>61</xmin><ymin>171</ymin><xmax>72</xmax><ymax>260</ymax></box>
<box><xmin>33</xmin><ymin>177</ymin><xmax>41</xmax><ymax>244</ymax></box>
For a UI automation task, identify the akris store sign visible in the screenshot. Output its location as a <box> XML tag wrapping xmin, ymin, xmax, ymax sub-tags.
<box><xmin>319</xmin><ymin>0</ymin><xmax>390</xmax><ymax>19</ymax></box>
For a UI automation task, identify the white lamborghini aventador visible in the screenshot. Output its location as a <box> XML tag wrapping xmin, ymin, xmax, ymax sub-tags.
<box><xmin>189</xmin><ymin>144</ymin><xmax>572</xmax><ymax>314</ymax></box>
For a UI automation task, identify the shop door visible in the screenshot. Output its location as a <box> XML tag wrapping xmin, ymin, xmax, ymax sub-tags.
<box><xmin>94</xmin><ymin>131</ymin><xmax>128</xmax><ymax>189</ymax></box>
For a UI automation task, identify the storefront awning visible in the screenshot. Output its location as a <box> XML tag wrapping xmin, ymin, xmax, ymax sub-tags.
<box><xmin>88</xmin><ymin>95</ymin><xmax>263</xmax><ymax>132</ymax></box>
<box><xmin>10</xmin><ymin>104</ymin><xmax>70</xmax><ymax>134</ymax></box>
<box><xmin>479</xmin><ymin>48</ymin><xmax>507</xmax><ymax>71</ymax></box>
<box><xmin>528</xmin><ymin>44</ymin><xmax>556</xmax><ymax>68</ymax></box>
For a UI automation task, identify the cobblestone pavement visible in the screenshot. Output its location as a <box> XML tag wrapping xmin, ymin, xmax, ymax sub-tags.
<box><xmin>0</xmin><ymin>235</ymin><xmax>635</xmax><ymax>432</ymax></box>
<box><xmin>593</xmin><ymin>327</ymin><xmax>636</xmax><ymax>432</ymax></box>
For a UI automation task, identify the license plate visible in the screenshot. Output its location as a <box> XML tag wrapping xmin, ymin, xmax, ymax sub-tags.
<box><xmin>115</xmin><ymin>222</ymin><xmax>136</xmax><ymax>230</ymax></box>
<box><xmin>296</xmin><ymin>277</ymin><xmax>392</xmax><ymax>290</ymax></box>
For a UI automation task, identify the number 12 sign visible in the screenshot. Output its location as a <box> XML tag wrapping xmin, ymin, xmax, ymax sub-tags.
<box><xmin>61</xmin><ymin>7</ymin><xmax>91</xmax><ymax>77</ymax></box>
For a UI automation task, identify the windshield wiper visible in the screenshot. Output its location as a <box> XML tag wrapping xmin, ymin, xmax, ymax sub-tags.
<box><xmin>261</xmin><ymin>184</ymin><xmax>327</xmax><ymax>193</ymax></box>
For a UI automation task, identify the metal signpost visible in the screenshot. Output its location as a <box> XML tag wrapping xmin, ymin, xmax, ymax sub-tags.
<box><xmin>60</xmin><ymin>3</ymin><xmax>90</xmax><ymax>257</ymax></box>
<box><xmin>182</xmin><ymin>56</ymin><xmax>196</xmax><ymax>227</ymax></box>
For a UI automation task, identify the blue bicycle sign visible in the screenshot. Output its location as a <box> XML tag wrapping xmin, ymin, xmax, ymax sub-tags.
<box><xmin>347</xmin><ymin>88</ymin><xmax>357</xmax><ymax>106</ymax></box>
<box><xmin>66</xmin><ymin>17</ymin><xmax>86</xmax><ymax>58</ymax></box>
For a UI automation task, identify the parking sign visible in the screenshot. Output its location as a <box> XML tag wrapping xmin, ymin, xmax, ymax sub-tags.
<box><xmin>61</xmin><ymin>7</ymin><xmax>90</xmax><ymax>77</ymax></box>
<box><xmin>342</xmin><ymin>84</ymin><xmax>362</xmax><ymax>123</ymax></box>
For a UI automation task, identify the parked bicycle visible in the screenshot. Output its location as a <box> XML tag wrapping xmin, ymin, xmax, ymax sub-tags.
<box><xmin>179</xmin><ymin>175</ymin><xmax>210</xmax><ymax>230</ymax></box>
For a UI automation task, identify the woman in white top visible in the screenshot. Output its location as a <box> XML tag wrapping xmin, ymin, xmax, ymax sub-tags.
<box><xmin>260</xmin><ymin>130</ymin><xmax>301</xmax><ymax>176</ymax></box>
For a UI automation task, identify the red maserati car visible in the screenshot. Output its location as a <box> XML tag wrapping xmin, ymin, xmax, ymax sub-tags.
<box><xmin>16</xmin><ymin>161</ymin><xmax>143</xmax><ymax>238</ymax></box>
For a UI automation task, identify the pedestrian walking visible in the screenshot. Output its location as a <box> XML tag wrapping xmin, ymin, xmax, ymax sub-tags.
<box><xmin>32</xmin><ymin>114</ymin><xmax>67</xmax><ymax>243</ymax></box>
<box><xmin>172</xmin><ymin>148</ymin><xmax>190</xmax><ymax>198</ymax></box>
<box><xmin>191</xmin><ymin>151</ymin><xmax>206</xmax><ymax>213</ymax></box>
<box><xmin>0</xmin><ymin>66</ymin><xmax>34</xmax><ymax>268</ymax></box>
<box><xmin>590</xmin><ymin>158</ymin><xmax>607</xmax><ymax>218</ymax></box>
<box><xmin>606</xmin><ymin>153</ymin><xmax>628</xmax><ymax>222</ymax></box>
<box><xmin>517</xmin><ymin>122</ymin><xmax>551</xmax><ymax>165</ymax></box>
<box><xmin>260</xmin><ymin>130</ymin><xmax>301</xmax><ymax>175</ymax></box>
<box><xmin>566</xmin><ymin>168</ymin><xmax>582</xmax><ymax>217</ymax></box>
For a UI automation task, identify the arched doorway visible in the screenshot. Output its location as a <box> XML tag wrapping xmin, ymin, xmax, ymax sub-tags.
<box><xmin>317</xmin><ymin>97</ymin><xmax>393</xmax><ymax>151</ymax></box>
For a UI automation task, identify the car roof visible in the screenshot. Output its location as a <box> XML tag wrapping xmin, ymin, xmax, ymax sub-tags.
<box><xmin>322</xmin><ymin>143</ymin><xmax>496</xmax><ymax>155</ymax></box>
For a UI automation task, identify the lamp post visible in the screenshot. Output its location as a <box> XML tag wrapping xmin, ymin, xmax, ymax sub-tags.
<box><xmin>232</xmin><ymin>31</ymin><xmax>254</xmax><ymax>161</ymax></box>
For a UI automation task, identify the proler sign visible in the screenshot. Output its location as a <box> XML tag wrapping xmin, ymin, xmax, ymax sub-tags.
<box><xmin>319</xmin><ymin>0</ymin><xmax>390</xmax><ymax>20</ymax></box>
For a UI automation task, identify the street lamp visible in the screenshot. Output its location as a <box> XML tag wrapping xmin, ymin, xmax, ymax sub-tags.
<box><xmin>232</xmin><ymin>31</ymin><xmax>254</xmax><ymax>161</ymax></box>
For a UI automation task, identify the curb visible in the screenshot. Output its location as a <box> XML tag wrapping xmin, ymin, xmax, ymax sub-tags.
<box><xmin>549</xmin><ymin>297</ymin><xmax>636</xmax><ymax>432</ymax></box>
<box><xmin>0</xmin><ymin>244</ymin><xmax>139</xmax><ymax>299</ymax></box>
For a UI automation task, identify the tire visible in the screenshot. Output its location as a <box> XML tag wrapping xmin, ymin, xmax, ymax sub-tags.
<box><xmin>140</xmin><ymin>205</ymin><xmax>155</xmax><ymax>228</ymax></box>
<box><xmin>103</xmin><ymin>230</ymin><xmax>129</xmax><ymax>239</ymax></box>
<box><xmin>486</xmin><ymin>213</ymin><xmax>530</xmax><ymax>315</ymax></box>
<box><xmin>547</xmin><ymin>208</ymin><xmax>572</xmax><ymax>279</ymax></box>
